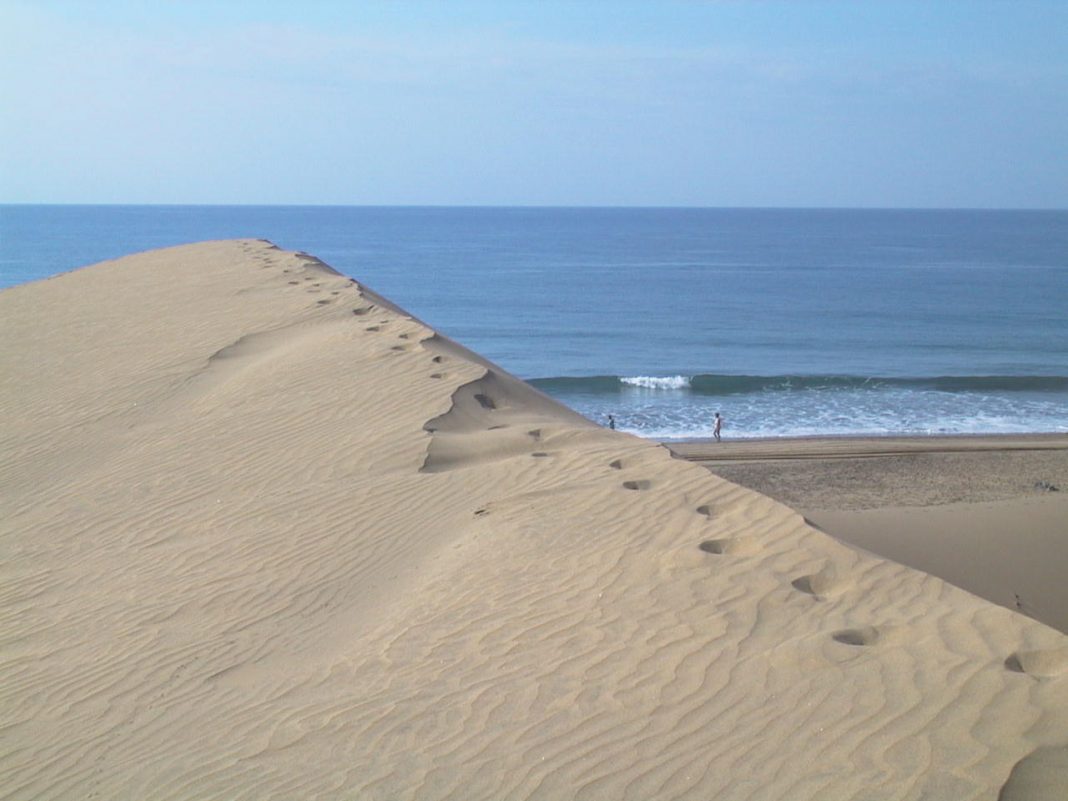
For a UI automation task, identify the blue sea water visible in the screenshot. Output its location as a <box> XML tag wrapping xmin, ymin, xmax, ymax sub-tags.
<box><xmin>3</xmin><ymin>205</ymin><xmax>1067</xmax><ymax>439</ymax></box>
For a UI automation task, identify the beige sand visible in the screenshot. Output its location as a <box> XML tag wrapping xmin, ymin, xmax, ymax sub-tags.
<box><xmin>3</xmin><ymin>241</ymin><xmax>1068</xmax><ymax>800</ymax></box>
<box><xmin>672</xmin><ymin>437</ymin><xmax>1068</xmax><ymax>634</ymax></box>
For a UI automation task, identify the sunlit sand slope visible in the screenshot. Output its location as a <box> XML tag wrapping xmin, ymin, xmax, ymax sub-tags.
<box><xmin>2</xmin><ymin>240</ymin><xmax>1066</xmax><ymax>800</ymax></box>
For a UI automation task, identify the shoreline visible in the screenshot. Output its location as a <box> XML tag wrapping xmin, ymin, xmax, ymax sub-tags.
<box><xmin>664</xmin><ymin>432</ymin><xmax>1068</xmax><ymax>461</ymax></box>
<box><xmin>668</xmin><ymin>433</ymin><xmax>1068</xmax><ymax>634</ymax></box>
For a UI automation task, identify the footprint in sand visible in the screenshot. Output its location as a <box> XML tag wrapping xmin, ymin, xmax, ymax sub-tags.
<box><xmin>527</xmin><ymin>429</ymin><xmax>541</xmax><ymax>441</ymax></box>
<box><xmin>699</xmin><ymin>539</ymin><xmax>729</xmax><ymax>554</ymax></box>
<box><xmin>473</xmin><ymin>394</ymin><xmax>496</xmax><ymax>410</ymax></box>
<box><xmin>791</xmin><ymin>566</ymin><xmax>849</xmax><ymax>599</ymax></box>
<box><xmin>622</xmin><ymin>479</ymin><xmax>651</xmax><ymax>491</ymax></box>
<box><xmin>832</xmin><ymin>626</ymin><xmax>881</xmax><ymax>647</ymax></box>
<box><xmin>352</xmin><ymin>307</ymin><xmax>372</xmax><ymax>316</ymax></box>
<box><xmin>699</xmin><ymin>537</ymin><xmax>760</xmax><ymax>556</ymax></box>
<box><xmin>429</xmin><ymin>373</ymin><xmax>445</xmax><ymax>379</ymax></box>
<box><xmin>531</xmin><ymin>452</ymin><xmax>550</xmax><ymax>458</ymax></box>
<box><xmin>366</xmin><ymin>325</ymin><xmax>381</xmax><ymax>332</ymax></box>
<box><xmin>432</xmin><ymin>355</ymin><xmax>446</xmax><ymax>364</ymax></box>
<box><xmin>696</xmin><ymin>504</ymin><xmax>714</xmax><ymax>518</ymax></box>
<box><xmin>1005</xmin><ymin>647</ymin><xmax>1068</xmax><ymax>678</ymax></box>
<box><xmin>609</xmin><ymin>459</ymin><xmax>623</xmax><ymax>470</ymax></box>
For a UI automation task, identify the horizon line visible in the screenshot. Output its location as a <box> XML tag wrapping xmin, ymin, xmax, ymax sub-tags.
<box><xmin>3</xmin><ymin>202</ymin><xmax>1067</xmax><ymax>213</ymax></box>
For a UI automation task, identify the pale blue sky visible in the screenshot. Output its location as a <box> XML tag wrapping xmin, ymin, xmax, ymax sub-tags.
<box><xmin>2</xmin><ymin>1</ymin><xmax>1066</xmax><ymax>207</ymax></box>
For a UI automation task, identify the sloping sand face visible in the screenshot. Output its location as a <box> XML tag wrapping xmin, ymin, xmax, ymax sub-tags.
<box><xmin>2</xmin><ymin>240</ymin><xmax>1067</xmax><ymax>800</ymax></box>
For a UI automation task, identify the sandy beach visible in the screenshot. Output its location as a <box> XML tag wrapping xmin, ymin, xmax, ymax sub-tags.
<box><xmin>3</xmin><ymin>240</ymin><xmax>1068</xmax><ymax>800</ymax></box>
<box><xmin>669</xmin><ymin>436</ymin><xmax>1068</xmax><ymax>634</ymax></box>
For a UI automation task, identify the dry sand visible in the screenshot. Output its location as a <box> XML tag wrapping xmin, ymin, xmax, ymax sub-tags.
<box><xmin>3</xmin><ymin>240</ymin><xmax>1068</xmax><ymax>800</ymax></box>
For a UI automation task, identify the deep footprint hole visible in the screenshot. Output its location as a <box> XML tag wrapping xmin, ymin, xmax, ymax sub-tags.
<box><xmin>792</xmin><ymin>568</ymin><xmax>844</xmax><ymax>598</ymax></box>
<box><xmin>832</xmin><ymin>627</ymin><xmax>879</xmax><ymax>647</ymax></box>
<box><xmin>792</xmin><ymin>576</ymin><xmax>815</xmax><ymax>594</ymax></box>
<box><xmin>792</xmin><ymin>575</ymin><xmax>833</xmax><ymax>596</ymax></box>
<box><xmin>699</xmin><ymin>540</ymin><xmax>728</xmax><ymax>555</ymax></box>
<box><xmin>1004</xmin><ymin>648</ymin><xmax>1068</xmax><ymax>677</ymax></box>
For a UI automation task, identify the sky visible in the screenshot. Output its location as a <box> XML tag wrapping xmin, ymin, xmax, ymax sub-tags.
<box><xmin>1</xmin><ymin>1</ymin><xmax>1066</xmax><ymax>208</ymax></box>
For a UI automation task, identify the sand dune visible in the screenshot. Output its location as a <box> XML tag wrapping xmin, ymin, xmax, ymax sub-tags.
<box><xmin>3</xmin><ymin>240</ymin><xmax>1067</xmax><ymax>800</ymax></box>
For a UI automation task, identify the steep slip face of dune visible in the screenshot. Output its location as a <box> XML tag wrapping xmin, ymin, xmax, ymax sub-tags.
<box><xmin>2</xmin><ymin>240</ymin><xmax>1067</xmax><ymax>801</ymax></box>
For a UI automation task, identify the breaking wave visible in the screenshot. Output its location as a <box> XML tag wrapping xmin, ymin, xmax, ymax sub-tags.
<box><xmin>529</xmin><ymin>374</ymin><xmax>1068</xmax><ymax>396</ymax></box>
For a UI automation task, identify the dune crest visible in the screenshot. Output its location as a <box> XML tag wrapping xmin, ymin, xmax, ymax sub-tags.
<box><xmin>2</xmin><ymin>240</ymin><xmax>1067</xmax><ymax>800</ymax></box>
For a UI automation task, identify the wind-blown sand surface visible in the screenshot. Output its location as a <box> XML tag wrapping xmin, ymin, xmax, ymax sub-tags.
<box><xmin>3</xmin><ymin>240</ymin><xmax>1068</xmax><ymax>800</ymax></box>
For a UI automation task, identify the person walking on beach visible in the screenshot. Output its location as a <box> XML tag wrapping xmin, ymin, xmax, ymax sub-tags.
<box><xmin>713</xmin><ymin>412</ymin><xmax>723</xmax><ymax>442</ymax></box>
<box><xmin>607</xmin><ymin>414</ymin><xmax>616</xmax><ymax>430</ymax></box>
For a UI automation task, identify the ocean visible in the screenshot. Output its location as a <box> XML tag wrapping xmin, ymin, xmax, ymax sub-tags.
<box><xmin>3</xmin><ymin>205</ymin><xmax>1067</xmax><ymax>439</ymax></box>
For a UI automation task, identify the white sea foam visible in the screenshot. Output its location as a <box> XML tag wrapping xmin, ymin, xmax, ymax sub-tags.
<box><xmin>570</xmin><ymin>383</ymin><xmax>1068</xmax><ymax>440</ymax></box>
<box><xmin>620</xmin><ymin>375</ymin><xmax>691</xmax><ymax>390</ymax></box>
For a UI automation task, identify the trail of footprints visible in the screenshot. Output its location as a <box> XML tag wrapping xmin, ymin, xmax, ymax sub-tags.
<box><xmin>251</xmin><ymin>239</ymin><xmax>1062</xmax><ymax>675</ymax></box>
<box><xmin>243</xmin><ymin>250</ymin><xmax>441</xmax><ymax>392</ymax></box>
<box><xmin>279</xmin><ymin>240</ymin><xmax>1063</xmax><ymax>683</ymax></box>
<box><xmin>429</xmin><ymin>355</ymin><xmax>446</xmax><ymax>380</ymax></box>
<box><xmin>690</xmin><ymin>494</ymin><xmax>890</xmax><ymax>649</ymax></box>
<box><xmin>597</xmin><ymin>451</ymin><xmax>1059</xmax><ymax>671</ymax></box>
<box><xmin>355</xmin><ymin>285</ymin><xmax>1062</xmax><ymax>678</ymax></box>
<box><xmin>360</xmin><ymin>318</ymin><xmax>417</xmax><ymax>354</ymax></box>
<box><xmin>487</xmin><ymin>448</ymin><xmax>883</xmax><ymax>650</ymax></box>
<box><xmin>358</xmin><ymin>314</ymin><xmax>456</xmax><ymax>386</ymax></box>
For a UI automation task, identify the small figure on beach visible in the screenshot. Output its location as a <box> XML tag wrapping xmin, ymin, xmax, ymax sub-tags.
<box><xmin>607</xmin><ymin>414</ymin><xmax>616</xmax><ymax>430</ymax></box>
<box><xmin>713</xmin><ymin>412</ymin><xmax>723</xmax><ymax>442</ymax></box>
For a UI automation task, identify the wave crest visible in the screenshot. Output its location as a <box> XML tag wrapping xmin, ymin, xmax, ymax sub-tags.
<box><xmin>620</xmin><ymin>375</ymin><xmax>691</xmax><ymax>390</ymax></box>
<box><xmin>528</xmin><ymin>374</ymin><xmax>1068</xmax><ymax>396</ymax></box>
